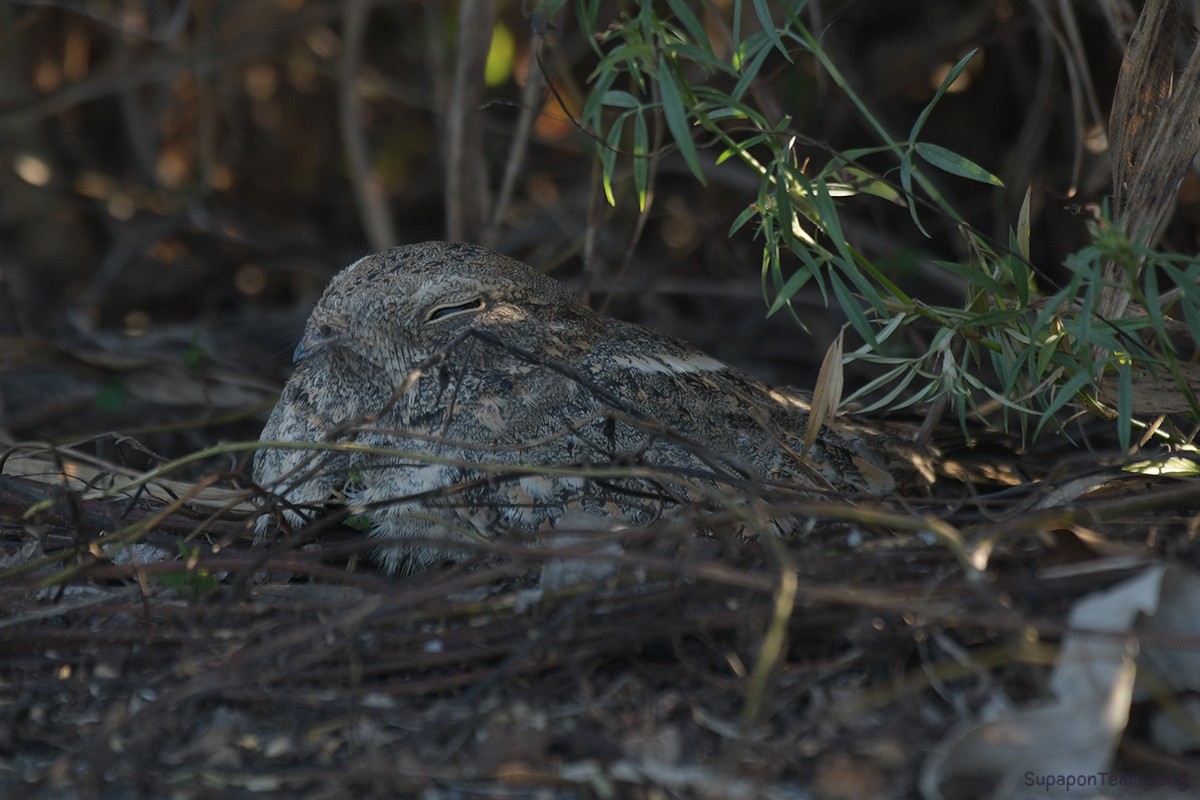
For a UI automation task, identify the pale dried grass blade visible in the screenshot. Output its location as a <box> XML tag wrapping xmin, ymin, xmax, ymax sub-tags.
<box><xmin>802</xmin><ymin>329</ymin><xmax>844</xmax><ymax>457</ymax></box>
<box><xmin>1017</xmin><ymin>184</ymin><xmax>1032</xmax><ymax>262</ymax></box>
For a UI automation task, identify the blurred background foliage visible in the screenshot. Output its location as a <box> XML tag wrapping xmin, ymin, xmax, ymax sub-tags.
<box><xmin>0</xmin><ymin>0</ymin><xmax>1195</xmax><ymax>455</ymax></box>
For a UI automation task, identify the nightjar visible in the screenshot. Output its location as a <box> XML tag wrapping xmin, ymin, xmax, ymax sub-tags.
<box><xmin>254</xmin><ymin>242</ymin><xmax>932</xmax><ymax>573</ymax></box>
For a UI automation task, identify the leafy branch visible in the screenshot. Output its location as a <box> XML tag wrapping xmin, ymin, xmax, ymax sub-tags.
<box><xmin>567</xmin><ymin>0</ymin><xmax>1200</xmax><ymax>446</ymax></box>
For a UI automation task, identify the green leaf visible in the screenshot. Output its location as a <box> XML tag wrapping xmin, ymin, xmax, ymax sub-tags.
<box><xmin>575</xmin><ymin>0</ymin><xmax>603</xmax><ymax>55</ymax></box>
<box><xmin>846</xmin><ymin>364</ymin><xmax>927</xmax><ymax>414</ymax></box>
<box><xmin>840</xmin><ymin>258</ymin><xmax>887</xmax><ymax>314</ymax></box>
<box><xmin>761</xmin><ymin>228</ymin><xmax>780</xmax><ymax>286</ymax></box>
<box><xmin>752</xmin><ymin>0</ymin><xmax>791</xmax><ymax>60</ymax></box>
<box><xmin>992</xmin><ymin>337</ymin><xmax>1018</xmax><ymax>395</ymax></box>
<box><xmin>870</xmin><ymin>310</ymin><xmax>914</xmax><ymax>345</ymax></box>
<box><xmin>1009</xmin><ymin>252</ymin><xmax>1031</xmax><ymax>308</ymax></box>
<box><xmin>693</xmin><ymin>87</ymin><xmax>771</xmax><ymax>129</ymax></box>
<box><xmin>656</xmin><ymin>58</ymin><xmax>705</xmax><ymax>183</ymax></box>
<box><xmin>809</xmin><ymin>179</ymin><xmax>888</xmax><ymax>312</ymax></box>
<box><xmin>666</xmin><ymin>0</ymin><xmax>711</xmax><ymax>52</ymax></box>
<box><xmin>1035</xmin><ymin>328</ymin><xmax>1066</xmax><ymax>379</ymax></box>
<box><xmin>978</xmin><ymin>382</ymin><xmax>1042</xmax><ymax>416</ymax></box>
<box><xmin>716</xmin><ymin>131</ymin><xmax>768</xmax><ymax>166</ymax></box>
<box><xmin>729</xmin><ymin>203</ymin><xmax>759</xmax><ymax>235</ymax></box>
<box><xmin>934</xmin><ymin>259</ymin><xmax>1004</xmax><ymax>296</ymax></box>
<box><xmin>1034</xmin><ymin>368</ymin><xmax>1095</xmax><ymax>437</ymax></box>
<box><xmin>914</xmin><ymin>142</ymin><xmax>1003</xmax><ymax>186</ymax></box>
<box><xmin>731</xmin><ymin>36</ymin><xmax>774</xmax><ymax>101</ymax></box>
<box><xmin>1143</xmin><ymin>265</ymin><xmax>1169</xmax><ymax>349</ymax></box>
<box><xmin>580</xmin><ymin>69</ymin><xmax>616</xmax><ymax>128</ymax></box>
<box><xmin>967</xmin><ymin>307</ymin><xmax>1024</xmax><ymax>328</ymax></box>
<box><xmin>909</xmin><ymin>48</ymin><xmax>978</xmax><ymax>142</ymax></box>
<box><xmin>600</xmin><ymin>90</ymin><xmax>641</xmax><ymax>109</ymax></box>
<box><xmin>766</xmin><ymin>267</ymin><xmax>813</xmax><ymax>317</ymax></box>
<box><xmin>588</xmin><ymin>38</ymin><xmax>656</xmax><ymax>85</ymax></box>
<box><xmin>838</xmin><ymin>145</ymin><xmax>897</xmax><ymax>161</ymax></box>
<box><xmin>1076</xmin><ymin>265</ymin><xmax>1099</xmax><ymax>341</ymax></box>
<box><xmin>830</xmin><ymin>270</ymin><xmax>878</xmax><ymax>349</ymax></box>
<box><xmin>826</xmin><ymin>166</ymin><xmax>904</xmax><ymax>204</ymax></box>
<box><xmin>600</xmin><ymin>113</ymin><xmax>627</xmax><ymax>206</ymax></box>
<box><xmin>899</xmin><ymin>153</ymin><xmax>930</xmax><ymax>237</ymax></box>
<box><xmin>731</xmin><ymin>0</ymin><xmax>744</xmax><ymax>58</ymax></box>
<box><xmin>633</xmin><ymin>110</ymin><xmax>649</xmax><ymax>211</ymax></box>
<box><xmin>809</xmin><ymin>177</ymin><xmax>853</xmax><ymax>265</ymax></box>
<box><xmin>1180</xmin><ymin>288</ymin><xmax>1200</xmax><ymax>346</ymax></box>
<box><xmin>851</xmin><ymin>250</ymin><xmax>913</xmax><ymax>306</ymax></box>
<box><xmin>1031</xmin><ymin>282</ymin><xmax>1077</xmax><ymax>340</ymax></box>
<box><xmin>668</xmin><ymin>43</ymin><xmax>734</xmax><ymax>75</ymax></box>
<box><xmin>1016</xmin><ymin>184</ymin><xmax>1032</xmax><ymax>261</ymax></box>
<box><xmin>786</xmin><ymin>236</ymin><xmax>828</xmax><ymax>302</ymax></box>
<box><xmin>1117</xmin><ymin>360</ymin><xmax>1132</xmax><ymax>453</ymax></box>
<box><xmin>773</xmin><ymin>169</ymin><xmax>796</xmax><ymax>250</ymax></box>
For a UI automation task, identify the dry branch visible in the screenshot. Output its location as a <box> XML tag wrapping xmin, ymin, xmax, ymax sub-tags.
<box><xmin>445</xmin><ymin>0</ymin><xmax>496</xmax><ymax>242</ymax></box>
<box><xmin>1102</xmin><ymin>0</ymin><xmax>1200</xmax><ymax>321</ymax></box>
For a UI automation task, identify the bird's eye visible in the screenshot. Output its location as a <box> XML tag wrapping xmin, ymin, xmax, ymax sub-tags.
<box><xmin>426</xmin><ymin>297</ymin><xmax>485</xmax><ymax>323</ymax></box>
<box><xmin>318</xmin><ymin>323</ymin><xmax>333</xmax><ymax>337</ymax></box>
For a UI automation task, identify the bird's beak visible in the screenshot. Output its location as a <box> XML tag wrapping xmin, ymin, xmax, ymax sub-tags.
<box><xmin>293</xmin><ymin>330</ymin><xmax>329</xmax><ymax>362</ymax></box>
<box><xmin>292</xmin><ymin>338</ymin><xmax>313</xmax><ymax>363</ymax></box>
<box><xmin>293</xmin><ymin>323</ymin><xmax>343</xmax><ymax>363</ymax></box>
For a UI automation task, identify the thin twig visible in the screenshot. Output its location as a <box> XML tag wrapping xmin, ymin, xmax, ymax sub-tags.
<box><xmin>340</xmin><ymin>0</ymin><xmax>397</xmax><ymax>251</ymax></box>
<box><xmin>445</xmin><ymin>0</ymin><xmax>496</xmax><ymax>242</ymax></box>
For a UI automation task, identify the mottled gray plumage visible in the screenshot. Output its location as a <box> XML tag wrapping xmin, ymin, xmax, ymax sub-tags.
<box><xmin>254</xmin><ymin>242</ymin><xmax>931</xmax><ymax>573</ymax></box>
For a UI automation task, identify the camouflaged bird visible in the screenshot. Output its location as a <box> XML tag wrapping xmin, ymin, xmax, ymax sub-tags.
<box><xmin>254</xmin><ymin>242</ymin><xmax>932</xmax><ymax>573</ymax></box>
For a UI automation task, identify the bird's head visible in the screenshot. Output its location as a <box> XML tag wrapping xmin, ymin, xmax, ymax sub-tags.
<box><xmin>293</xmin><ymin>241</ymin><xmax>587</xmax><ymax>378</ymax></box>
